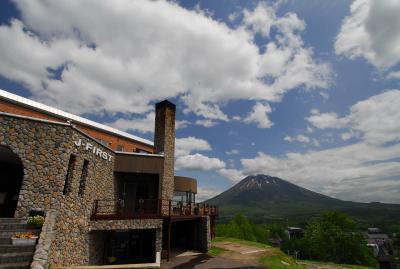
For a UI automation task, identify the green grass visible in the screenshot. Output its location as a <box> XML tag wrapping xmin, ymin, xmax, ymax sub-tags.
<box><xmin>213</xmin><ymin>237</ymin><xmax>305</xmax><ymax>269</ymax></box>
<box><xmin>259</xmin><ymin>254</ymin><xmax>306</xmax><ymax>269</ymax></box>
<box><xmin>211</xmin><ymin>237</ymin><xmax>375</xmax><ymax>269</ymax></box>
<box><xmin>209</xmin><ymin>246</ymin><xmax>227</xmax><ymax>255</ymax></box>
<box><xmin>299</xmin><ymin>260</ymin><xmax>375</xmax><ymax>269</ymax></box>
<box><xmin>213</xmin><ymin>236</ymin><xmax>272</xmax><ymax>249</ymax></box>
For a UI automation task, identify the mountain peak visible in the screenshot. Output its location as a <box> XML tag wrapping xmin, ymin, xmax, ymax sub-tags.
<box><xmin>239</xmin><ymin>174</ymin><xmax>282</xmax><ymax>190</ymax></box>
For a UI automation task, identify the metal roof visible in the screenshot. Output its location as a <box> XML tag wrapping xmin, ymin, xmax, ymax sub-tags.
<box><xmin>0</xmin><ymin>89</ymin><xmax>154</xmax><ymax>146</ymax></box>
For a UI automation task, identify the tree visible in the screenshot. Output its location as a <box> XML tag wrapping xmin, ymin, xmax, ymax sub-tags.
<box><xmin>215</xmin><ymin>213</ymin><xmax>257</xmax><ymax>241</ymax></box>
<box><xmin>301</xmin><ymin>212</ymin><xmax>375</xmax><ymax>266</ymax></box>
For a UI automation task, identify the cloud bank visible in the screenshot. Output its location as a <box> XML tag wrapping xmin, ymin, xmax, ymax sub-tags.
<box><xmin>0</xmin><ymin>0</ymin><xmax>330</xmax><ymax>128</ymax></box>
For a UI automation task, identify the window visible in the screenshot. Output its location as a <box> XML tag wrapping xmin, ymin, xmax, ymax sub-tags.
<box><xmin>116</xmin><ymin>144</ymin><xmax>124</xmax><ymax>151</ymax></box>
<box><xmin>63</xmin><ymin>154</ymin><xmax>76</xmax><ymax>195</ymax></box>
<box><xmin>135</xmin><ymin>148</ymin><xmax>151</xmax><ymax>154</ymax></box>
<box><xmin>173</xmin><ymin>191</ymin><xmax>196</xmax><ymax>203</ymax></box>
<box><xmin>78</xmin><ymin>160</ymin><xmax>89</xmax><ymax>197</ymax></box>
<box><xmin>96</xmin><ymin>138</ymin><xmax>110</xmax><ymax>147</ymax></box>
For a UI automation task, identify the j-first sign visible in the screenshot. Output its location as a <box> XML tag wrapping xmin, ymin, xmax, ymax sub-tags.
<box><xmin>74</xmin><ymin>139</ymin><xmax>113</xmax><ymax>161</ymax></box>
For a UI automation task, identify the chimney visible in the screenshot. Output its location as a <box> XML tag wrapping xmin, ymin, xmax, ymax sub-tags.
<box><xmin>154</xmin><ymin>100</ymin><xmax>176</xmax><ymax>215</ymax></box>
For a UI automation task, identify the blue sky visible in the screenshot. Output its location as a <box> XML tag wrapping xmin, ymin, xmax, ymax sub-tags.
<box><xmin>0</xmin><ymin>0</ymin><xmax>399</xmax><ymax>203</ymax></box>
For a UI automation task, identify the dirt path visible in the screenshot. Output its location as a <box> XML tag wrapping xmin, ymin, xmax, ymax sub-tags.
<box><xmin>212</xmin><ymin>241</ymin><xmax>270</xmax><ymax>265</ymax></box>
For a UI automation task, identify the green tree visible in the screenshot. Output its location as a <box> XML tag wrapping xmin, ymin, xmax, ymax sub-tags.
<box><xmin>216</xmin><ymin>213</ymin><xmax>257</xmax><ymax>241</ymax></box>
<box><xmin>302</xmin><ymin>212</ymin><xmax>375</xmax><ymax>266</ymax></box>
<box><xmin>231</xmin><ymin>213</ymin><xmax>256</xmax><ymax>241</ymax></box>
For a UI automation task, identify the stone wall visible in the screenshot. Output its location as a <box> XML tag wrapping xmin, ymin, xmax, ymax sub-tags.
<box><xmin>154</xmin><ymin>101</ymin><xmax>176</xmax><ymax>216</ymax></box>
<box><xmin>197</xmin><ymin>216</ymin><xmax>211</xmax><ymax>253</ymax></box>
<box><xmin>0</xmin><ymin>115</ymin><xmax>74</xmax><ymax>216</ymax></box>
<box><xmin>31</xmin><ymin>210</ymin><xmax>57</xmax><ymax>269</ymax></box>
<box><xmin>49</xmin><ymin>128</ymin><xmax>117</xmax><ymax>266</ymax></box>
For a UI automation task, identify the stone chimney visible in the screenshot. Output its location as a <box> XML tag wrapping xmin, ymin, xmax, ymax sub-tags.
<box><xmin>154</xmin><ymin>100</ymin><xmax>176</xmax><ymax>215</ymax></box>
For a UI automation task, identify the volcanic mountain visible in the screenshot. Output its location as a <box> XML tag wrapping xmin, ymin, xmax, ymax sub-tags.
<box><xmin>206</xmin><ymin>175</ymin><xmax>400</xmax><ymax>228</ymax></box>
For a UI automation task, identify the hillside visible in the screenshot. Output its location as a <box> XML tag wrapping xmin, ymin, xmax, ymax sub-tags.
<box><xmin>207</xmin><ymin>175</ymin><xmax>400</xmax><ymax>229</ymax></box>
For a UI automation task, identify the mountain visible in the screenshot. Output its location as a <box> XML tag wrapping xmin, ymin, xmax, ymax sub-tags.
<box><xmin>206</xmin><ymin>175</ymin><xmax>400</xmax><ymax>229</ymax></box>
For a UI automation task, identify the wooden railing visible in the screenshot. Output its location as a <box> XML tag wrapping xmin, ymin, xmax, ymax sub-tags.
<box><xmin>91</xmin><ymin>199</ymin><xmax>218</xmax><ymax>220</ymax></box>
<box><xmin>91</xmin><ymin>199</ymin><xmax>161</xmax><ymax>220</ymax></box>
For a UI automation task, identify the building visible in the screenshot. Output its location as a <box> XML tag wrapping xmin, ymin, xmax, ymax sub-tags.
<box><xmin>285</xmin><ymin>227</ymin><xmax>304</xmax><ymax>240</ymax></box>
<box><xmin>0</xmin><ymin>89</ymin><xmax>217</xmax><ymax>268</ymax></box>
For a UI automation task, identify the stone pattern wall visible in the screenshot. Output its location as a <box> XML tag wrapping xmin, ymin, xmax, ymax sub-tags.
<box><xmin>89</xmin><ymin>219</ymin><xmax>162</xmax><ymax>231</ymax></box>
<box><xmin>0</xmin><ymin>115</ymin><xmax>73</xmax><ymax>217</ymax></box>
<box><xmin>31</xmin><ymin>210</ymin><xmax>57</xmax><ymax>269</ymax></box>
<box><xmin>154</xmin><ymin>102</ymin><xmax>176</xmax><ymax>216</ymax></box>
<box><xmin>49</xmin><ymin>128</ymin><xmax>116</xmax><ymax>266</ymax></box>
<box><xmin>197</xmin><ymin>216</ymin><xmax>211</xmax><ymax>253</ymax></box>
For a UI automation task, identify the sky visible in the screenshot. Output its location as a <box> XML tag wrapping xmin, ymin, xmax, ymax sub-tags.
<box><xmin>0</xmin><ymin>0</ymin><xmax>399</xmax><ymax>203</ymax></box>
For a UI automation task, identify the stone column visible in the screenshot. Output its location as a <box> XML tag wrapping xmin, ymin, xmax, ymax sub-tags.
<box><xmin>154</xmin><ymin>100</ymin><xmax>176</xmax><ymax>216</ymax></box>
<box><xmin>197</xmin><ymin>216</ymin><xmax>211</xmax><ymax>253</ymax></box>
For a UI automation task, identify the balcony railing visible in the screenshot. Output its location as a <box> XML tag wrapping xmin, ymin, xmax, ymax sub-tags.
<box><xmin>169</xmin><ymin>201</ymin><xmax>218</xmax><ymax>217</ymax></box>
<box><xmin>91</xmin><ymin>199</ymin><xmax>218</xmax><ymax>220</ymax></box>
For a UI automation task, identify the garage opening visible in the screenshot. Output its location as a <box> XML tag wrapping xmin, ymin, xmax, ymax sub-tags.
<box><xmin>170</xmin><ymin>220</ymin><xmax>198</xmax><ymax>250</ymax></box>
<box><xmin>90</xmin><ymin>229</ymin><xmax>157</xmax><ymax>265</ymax></box>
<box><xmin>0</xmin><ymin>146</ymin><xmax>23</xmax><ymax>218</ymax></box>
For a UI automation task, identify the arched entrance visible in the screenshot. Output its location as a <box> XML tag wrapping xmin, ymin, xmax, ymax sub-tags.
<box><xmin>0</xmin><ymin>146</ymin><xmax>24</xmax><ymax>218</ymax></box>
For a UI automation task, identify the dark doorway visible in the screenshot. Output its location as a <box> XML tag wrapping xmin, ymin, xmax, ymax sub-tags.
<box><xmin>105</xmin><ymin>229</ymin><xmax>156</xmax><ymax>264</ymax></box>
<box><xmin>0</xmin><ymin>146</ymin><xmax>24</xmax><ymax>218</ymax></box>
<box><xmin>167</xmin><ymin>220</ymin><xmax>199</xmax><ymax>250</ymax></box>
<box><xmin>115</xmin><ymin>173</ymin><xmax>159</xmax><ymax>215</ymax></box>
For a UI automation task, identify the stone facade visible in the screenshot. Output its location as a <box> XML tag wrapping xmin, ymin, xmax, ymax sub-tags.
<box><xmin>31</xmin><ymin>210</ymin><xmax>57</xmax><ymax>269</ymax></box>
<box><xmin>154</xmin><ymin>101</ymin><xmax>176</xmax><ymax>216</ymax></box>
<box><xmin>198</xmin><ymin>216</ymin><xmax>211</xmax><ymax>253</ymax></box>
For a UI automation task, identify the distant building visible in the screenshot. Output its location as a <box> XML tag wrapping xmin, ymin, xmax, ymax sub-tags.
<box><xmin>366</xmin><ymin>227</ymin><xmax>390</xmax><ymax>246</ymax></box>
<box><xmin>285</xmin><ymin>227</ymin><xmax>304</xmax><ymax>240</ymax></box>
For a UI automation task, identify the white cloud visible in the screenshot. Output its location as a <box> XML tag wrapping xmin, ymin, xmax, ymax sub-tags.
<box><xmin>195</xmin><ymin>119</ymin><xmax>218</xmax><ymax>128</ymax></box>
<box><xmin>239</xmin><ymin>90</ymin><xmax>400</xmax><ymax>203</ymax></box>
<box><xmin>226</xmin><ymin>149</ymin><xmax>239</xmax><ymax>155</ymax></box>
<box><xmin>341</xmin><ymin>132</ymin><xmax>354</xmax><ymax>141</ymax></box>
<box><xmin>284</xmin><ymin>134</ymin><xmax>311</xmax><ymax>144</ymax></box>
<box><xmin>242</xmin><ymin>2</ymin><xmax>277</xmax><ymax>37</ymax></box>
<box><xmin>176</xmin><ymin>120</ymin><xmax>190</xmax><ymax>130</ymax></box>
<box><xmin>175</xmin><ymin>137</ymin><xmax>211</xmax><ymax>157</ymax></box>
<box><xmin>0</xmin><ymin>0</ymin><xmax>331</xmax><ymax>124</ymax></box>
<box><xmin>240</xmin><ymin>143</ymin><xmax>400</xmax><ymax>203</ymax></box>
<box><xmin>307</xmin><ymin>90</ymin><xmax>400</xmax><ymax>145</ymax></box>
<box><xmin>196</xmin><ymin>187</ymin><xmax>223</xmax><ymax>202</ymax></box>
<box><xmin>175</xmin><ymin>153</ymin><xmax>225</xmax><ymax>171</ymax></box>
<box><xmin>243</xmin><ymin>102</ymin><xmax>273</xmax><ymax>128</ymax></box>
<box><xmin>306</xmin><ymin>112</ymin><xmax>349</xmax><ymax>129</ymax></box>
<box><xmin>388</xmin><ymin>71</ymin><xmax>400</xmax><ymax>79</ymax></box>
<box><xmin>335</xmin><ymin>0</ymin><xmax>400</xmax><ymax>72</ymax></box>
<box><xmin>109</xmin><ymin>112</ymin><xmax>155</xmax><ymax>134</ymax></box>
<box><xmin>218</xmin><ymin>168</ymin><xmax>245</xmax><ymax>183</ymax></box>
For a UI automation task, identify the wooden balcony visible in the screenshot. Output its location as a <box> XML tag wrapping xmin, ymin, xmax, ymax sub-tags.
<box><xmin>91</xmin><ymin>199</ymin><xmax>218</xmax><ymax>220</ymax></box>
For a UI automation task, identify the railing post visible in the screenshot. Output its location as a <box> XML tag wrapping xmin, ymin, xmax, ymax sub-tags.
<box><xmin>169</xmin><ymin>200</ymin><xmax>171</xmax><ymax>217</ymax></box>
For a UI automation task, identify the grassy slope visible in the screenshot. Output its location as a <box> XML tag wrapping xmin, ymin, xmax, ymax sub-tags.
<box><xmin>210</xmin><ymin>237</ymin><xmax>374</xmax><ymax>269</ymax></box>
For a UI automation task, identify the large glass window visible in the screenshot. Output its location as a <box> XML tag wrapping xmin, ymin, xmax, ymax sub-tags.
<box><xmin>173</xmin><ymin>191</ymin><xmax>196</xmax><ymax>203</ymax></box>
